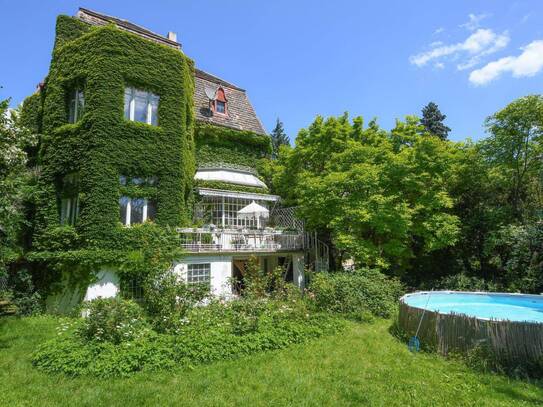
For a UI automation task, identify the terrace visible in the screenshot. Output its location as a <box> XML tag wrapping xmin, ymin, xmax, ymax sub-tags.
<box><xmin>178</xmin><ymin>187</ymin><xmax>305</xmax><ymax>253</ymax></box>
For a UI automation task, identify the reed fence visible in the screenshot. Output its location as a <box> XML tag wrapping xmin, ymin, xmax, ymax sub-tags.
<box><xmin>398</xmin><ymin>299</ymin><xmax>543</xmax><ymax>365</ymax></box>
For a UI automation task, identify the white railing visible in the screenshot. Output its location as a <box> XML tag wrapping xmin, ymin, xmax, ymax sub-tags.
<box><xmin>177</xmin><ymin>228</ymin><xmax>304</xmax><ymax>253</ymax></box>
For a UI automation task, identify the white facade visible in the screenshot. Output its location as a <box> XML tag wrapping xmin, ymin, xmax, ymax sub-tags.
<box><xmin>83</xmin><ymin>269</ymin><xmax>120</xmax><ymax>301</ymax></box>
<box><xmin>174</xmin><ymin>252</ymin><xmax>306</xmax><ymax>297</ymax></box>
<box><xmin>173</xmin><ymin>255</ymin><xmax>234</xmax><ymax>298</ymax></box>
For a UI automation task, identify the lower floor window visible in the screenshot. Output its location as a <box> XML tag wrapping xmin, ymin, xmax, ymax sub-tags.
<box><xmin>187</xmin><ymin>263</ymin><xmax>211</xmax><ymax>286</ymax></box>
<box><xmin>119</xmin><ymin>196</ymin><xmax>157</xmax><ymax>226</ymax></box>
<box><xmin>60</xmin><ymin>196</ymin><xmax>79</xmax><ymax>226</ymax></box>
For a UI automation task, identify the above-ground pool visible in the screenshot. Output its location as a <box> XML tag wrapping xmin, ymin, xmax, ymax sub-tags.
<box><xmin>403</xmin><ymin>291</ymin><xmax>543</xmax><ymax>323</ymax></box>
<box><xmin>398</xmin><ymin>291</ymin><xmax>543</xmax><ymax>364</ymax></box>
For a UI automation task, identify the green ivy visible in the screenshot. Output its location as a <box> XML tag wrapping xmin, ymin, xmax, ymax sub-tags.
<box><xmin>195</xmin><ymin>122</ymin><xmax>271</xmax><ymax>168</ymax></box>
<box><xmin>31</xmin><ymin>17</ymin><xmax>194</xmax><ymax>248</ymax></box>
<box><xmin>17</xmin><ymin>14</ymin><xmax>273</xmax><ymax>310</ymax></box>
<box><xmin>194</xmin><ymin>180</ymin><xmax>270</xmax><ymax>194</ymax></box>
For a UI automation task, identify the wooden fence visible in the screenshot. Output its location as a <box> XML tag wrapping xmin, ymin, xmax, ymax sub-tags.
<box><xmin>398</xmin><ymin>299</ymin><xmax>543</xmax><ymax>365</ymax></box>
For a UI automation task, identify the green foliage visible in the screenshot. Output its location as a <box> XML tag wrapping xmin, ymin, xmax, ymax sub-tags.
<box><xmin>308</xmin><ymin>269</ymin><xmax>404</xmax><ymax>319</ymax></box>
<box><xmin>141</xmin><ymin>269</ymin><xmax>211</xmax><ymax>333</ymax></box>
<box><xmin>421</xmin><ymin>101</ymin><xmax>450</xmax><ymax>140</ymax></box>
<box><xmin>482</xmin><ymin>95</ymin><xmax>543</xmax><ymax>221</ymax></box>
<box><xmin>434</xmin><ymin>273</ymin><xmax>499</xmax><ymax>292</ymax></box>
<box><xmin>270</xmin><ymin>118</ymin><xmax>290</xmax><ymax>159</ymax></box>
<box><xmin>33</xmin><ymin>16</ymin><xmax>194</xmax><ymax>250</ymax></box>
<box><xmin>238</xmin><ymin>256</ymin><xmax>296</xmax><ymax>300</ymax></box>
<box><xmin>276</xmin><ymin>114</ymin><xmax>460</xmax><ymax>272</ymax></box>
<box><xmin>2</xmin><ymin>268</ymin><xmax>43</xmax><ymax>316</ymax></box>
<box><xmin>485</xmin><ymin>223</ymin><xmax>543</xmax><ymax>293</ymax></box>
<box><xmin>194</xmin><ymin>179</ymin><xmax>269</xmax><ymax>194</ymax></box>
<box><xmin>78</xmin><ymin>298</ymin><xmax>150</xmax><ymax>343</ymax></box>
<box><xmin>32</xmin><ymin>297</ymin><xmax>343</xmax><ymax>377</ymax></box>
<box><xmin>0</xmin><ymin>99</ymin><xmax>38</xmax><ymax>273</ymax></box>
<box><xmin>195</xmin><ymin>122</ymin><xmax>271</xmax><ymax>169</ymax></box>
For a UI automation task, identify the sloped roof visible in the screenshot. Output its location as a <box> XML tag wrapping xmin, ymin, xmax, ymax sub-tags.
<box><xmin>194</xmin><ymin>69</ymin><xmax>266</xmax><ymax>134</ymax></box>
<box><xmin>75</xmin><ymin>8</ymin><xmax>266</xmax><ymax>135</ymax></box>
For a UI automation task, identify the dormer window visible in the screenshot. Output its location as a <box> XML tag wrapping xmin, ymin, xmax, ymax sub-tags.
<box><xmin>124</xmin><ymin>87</ymin><xmax>159</xmax><ymax>126</ymax></box>
<box><xmin>213</xmin><ymin>87</ymin><xmax>227</xmax><ymax>115</ymax></box>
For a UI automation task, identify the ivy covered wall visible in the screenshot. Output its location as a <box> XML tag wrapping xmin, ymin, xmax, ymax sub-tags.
<box><xmin>33</xmin><ymin>16</ymin><xmax>195</xmax><ymax>249</ymax></box>
<box><xmin>17</xmin><ymin>14</ymin><xmax>273</xmax><ymax>309</ymax></box>
<box><xmin>194</xmin><ymin>122</ymin><xmax>271</xmax><ymax>169</ymax></box>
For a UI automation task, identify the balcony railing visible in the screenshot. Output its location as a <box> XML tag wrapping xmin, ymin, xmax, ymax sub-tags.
<box><xmin>177</xmin><ymin>228</ymin><xmax>304</xmax><ymax>253</ymax></box>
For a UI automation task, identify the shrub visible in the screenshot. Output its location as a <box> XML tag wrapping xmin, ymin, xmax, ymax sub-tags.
<box><xmin>32</xmin><ymin>297</ymin><xmax>344</xmax><ymax>377</ymax></box>
<box><xmin>435</xmin><ymin>273</ymin><xmax>499</xmax><ymax>292</ymax></box>
<box><xmin>142</xmin><ymin>270</ymin><xmax>211</xmax><ymax>334</ymax></box>
<box><xmin>308</xmin><ymin>269</ymin><xmax>404</xmax><ymax>318</ymax></box>
<box><xmin>240</xmin><ymin>256</ymin><xmax>298</xmax><ymax>300</ymax></box>
<box><xmin>78</xmin><ymin>298</ymin><xmax>150</xmax><ymax>344</ymax></box>
<box><xmin>3</xmin><ymin>268</ymin><xmax>43</xmax><ymax>316</ymax></box>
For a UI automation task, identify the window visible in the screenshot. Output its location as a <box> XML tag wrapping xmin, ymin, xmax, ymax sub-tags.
<box><xmin>195</xmin><ymin>196</ymin><xmax>268</xmax><ymax>229</ymax></box>
<box><xmin>68</xmin><ymin>89</ymin><xmax>84</xmax><ymax>123</ymax></box>
<box><xmin>124</xmin><ymin>87</ymin><xmax>159</xmax><ymax>125</ymax></box>
<box><xmin>187</xmin><ymin>263</ymin><xmax>211</xmax><ymax>287</ymax></box>
<box><xmin>60</xmin><ymin>197</ymin><xmax>79</xmax><ymax>226</ymax></box>
<box><xmin>216</xmin><ymin>100</ymin><xmax>226</xmax><ymax>114</ymax></box>
<box><xmin>60</xmin><ymin>173</ymin><xmax>80</xmax><ymax>225</ymax></box>
<box><xmin>119</xmin><ymin>197</ymin><xmax>157</xmax><ymax>226</ymax></box>
<box><xmin>213</xmin><ymin>87</ymin><xmax>227</xmax><ymax>115</ymax></box>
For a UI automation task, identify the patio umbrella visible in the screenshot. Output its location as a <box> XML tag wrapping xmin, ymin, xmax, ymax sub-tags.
<box><xmin>238</xmin><ymin>201</ymin><xmax>269</xmax><ymax>228</ymax></box>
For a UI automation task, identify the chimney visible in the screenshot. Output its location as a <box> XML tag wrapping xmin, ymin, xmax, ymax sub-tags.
<box><xmin>167</xmin><ymin>31</ymin><xmax>177</xmax><ymax>42</ymax></box>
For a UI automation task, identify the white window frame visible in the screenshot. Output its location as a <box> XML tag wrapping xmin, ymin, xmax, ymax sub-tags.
<box><xmin>69</xmin><ymin>89</ymin><xmax>84</xmax><ymax>123</ymax></box>
<box><xmin>124</xmin><ymin>87</ymin><xmax>159</xmax><ymax>126</ymax></box>
<box><xmin>187</xmin><ymin>263</ymin><xmax>211</xmax><ymax>286</ymax></box>
<box><xmin>120</xmin><ymin>197</ymin><xmax>155</xmax><ymax>226</ymax></box>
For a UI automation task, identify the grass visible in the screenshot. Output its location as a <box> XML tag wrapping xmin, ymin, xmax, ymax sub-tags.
<box><xmin>1</xmin><ymin>316</ymin><xmax>542</xmax><ymax>406</ymax></box>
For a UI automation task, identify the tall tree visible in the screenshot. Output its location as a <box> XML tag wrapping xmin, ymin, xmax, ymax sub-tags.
<box><xmin>0</xmin><ymin>97</ymin><xmax>37</xmax><ymax>276</ymax></box>
<box><xmin>270</xmin><ymin>118</ymin><xmax>290</xmax><ymax>159</ymax></box>
<box><xmin>275</xmin><ymin>114</ymin><xmax>460</xmax><ymax>274</ymax></box>
<box><xmin>421</xmin><ymin>102</ymin><xmax>451</xmax><ymax>140</ymax></box>
<box><xmin>482</xmin><ymin>95</ymin><xmax>543</xmax><ymax>221</ymax></box>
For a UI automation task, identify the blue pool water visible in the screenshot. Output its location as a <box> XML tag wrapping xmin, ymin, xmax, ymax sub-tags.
<box><xmin>403</xmin><ymin>292</ymin><xmax>543</xmax><ymax>323</ymax></box>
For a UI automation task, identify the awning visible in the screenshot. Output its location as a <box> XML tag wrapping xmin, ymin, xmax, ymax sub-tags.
<box><xmin>195</xmin><ymin>168</ymin><xmax>267</xmax><ymax>188</ymax></box>
<box><xmin>196</xmin><ymin>188</ymin><xmax>280</xmax><ymax>202</ymax></box>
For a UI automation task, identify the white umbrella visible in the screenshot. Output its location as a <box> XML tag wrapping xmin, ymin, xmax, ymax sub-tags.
<box><xmin>238</xmin><ymin>201</ymin><xmax>269</xmax><ymax>228</ymax></box>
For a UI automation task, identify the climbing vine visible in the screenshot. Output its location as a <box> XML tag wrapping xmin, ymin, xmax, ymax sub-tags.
<box><xmin>17</xmin><ymin>14</ymin><xmax>272</xmax><ymax>310</ymax></box>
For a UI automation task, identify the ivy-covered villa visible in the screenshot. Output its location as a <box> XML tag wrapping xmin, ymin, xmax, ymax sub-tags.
<box><xmin>21</xmin><ymin>8</ymin><xmax>327</xmax><ymax>312</ymax></box>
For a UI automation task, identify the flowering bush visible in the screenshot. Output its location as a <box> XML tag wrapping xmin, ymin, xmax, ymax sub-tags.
<box><xmin>33</xmin><ymin>296</ymin><xmax>343</xmax><ymax>377</ymax></box>
<box><xmin>78</xmin><ymin>298</ymin><xmax>150</xmax><ymax>343</ymax></box>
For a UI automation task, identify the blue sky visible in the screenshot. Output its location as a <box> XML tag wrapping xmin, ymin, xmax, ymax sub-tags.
<box><xmin>1</xmin><ymin>0</ymin><xmax>542</xmax><ymax>142</ymax></box>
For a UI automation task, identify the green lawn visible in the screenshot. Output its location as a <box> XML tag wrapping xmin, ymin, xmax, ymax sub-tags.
<box><xmin>1</xmin><ymin>316</ymin><xmax>542</xmax><ymax>406</ymax></box>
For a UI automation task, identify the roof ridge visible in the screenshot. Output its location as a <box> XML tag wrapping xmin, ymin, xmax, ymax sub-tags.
<box><xmin>77</xmin><ymin>7</ymin><xmax>181</xmax><ymax>48</ymax></box>
<box><xmin>194</xmin><ymin>68</ymin><xmax>245</xmax><ymax>92</ymax></box>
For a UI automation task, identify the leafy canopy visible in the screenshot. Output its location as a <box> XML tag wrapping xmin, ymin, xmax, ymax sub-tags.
<box><xmin>274</xmin><ymin>113</ymin><xmax>460</xmax><ymax>273</ymax></box>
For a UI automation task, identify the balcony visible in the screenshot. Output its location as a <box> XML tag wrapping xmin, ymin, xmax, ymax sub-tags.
<box><xmin>178</xmin><ymin>228</ymin><xmax>305</xmax><ymax>253</ymax></box>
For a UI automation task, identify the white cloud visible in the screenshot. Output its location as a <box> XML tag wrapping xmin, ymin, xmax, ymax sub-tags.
<box><xmin>469</xmin><ymin>40</ymin><xmax>543</xmax><ymax>85</ymax></box>
<box><xmin>434</xmin><ymin>27</ymin><xmax>445</xmax><ymax>35</ymax></box>
<box><xmin>409</xmin><ymin>29</ymin><xmax>509</xmax><ymax>68</ymax></box>
<box><xmin>434</xmin><ymin>62</ymin><xmax>445</xmax><ymax>69</ymax></box>
<box><xmin>460</xmin><ymin>13</ymin><xmax>490</xmax><ymax>31</ymax></box>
